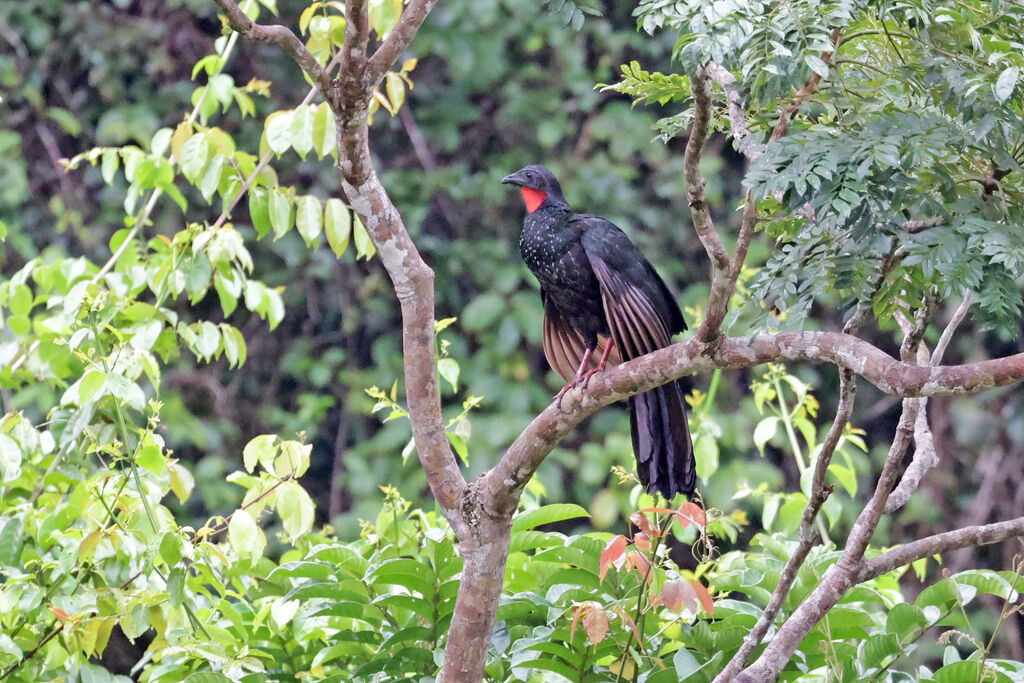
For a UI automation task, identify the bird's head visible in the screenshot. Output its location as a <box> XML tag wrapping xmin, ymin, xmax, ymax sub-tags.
<box><xmin>501</xmin><ymin>164</ymin><xmax>566</xmax><ymax>213</ymax></box>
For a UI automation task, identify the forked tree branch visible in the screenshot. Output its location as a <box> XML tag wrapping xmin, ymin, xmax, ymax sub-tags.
<box><xmin>714</xmin><ymin>368</ymin><xmax>857</xmax><ymax>683</ymax></box>
<box><xmin>703</xmin><ymin>61</ymin><xmax>762</xmax><ymax>162</ymax></box>
<box><xmin>365</xmin><ymin>0</ymin><xmax>440</xmax><ymax>89</ymax></box>
<box><xmin>211</xmin><ymin>0</ymin><xmax>333</xmax><ymax>93</ymax></box>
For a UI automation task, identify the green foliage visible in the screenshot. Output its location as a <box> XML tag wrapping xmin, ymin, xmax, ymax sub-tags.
<box><xmin>4</xmin><ymin>0</ymin><xmax>1024</xmax><ymax>679</ymax></box>
<box><xmin>616</xmin><ymin>0</ymin><xmax>1024</xmax><ymax>337</ymax></box>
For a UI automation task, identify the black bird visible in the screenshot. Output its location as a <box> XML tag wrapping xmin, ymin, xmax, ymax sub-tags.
<box><xmin>502</xmin><ymin>164</ymin><xmax>695</xmax><ymax>499</ymax></box>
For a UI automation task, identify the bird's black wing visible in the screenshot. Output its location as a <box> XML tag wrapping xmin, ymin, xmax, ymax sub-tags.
<box><xmin>576</xmin><ymin>216</ymin><xmax>685</xmax><ymax>358</ymax></box>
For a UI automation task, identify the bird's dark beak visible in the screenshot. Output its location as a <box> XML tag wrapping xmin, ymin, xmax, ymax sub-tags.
<box><xmin>501</xmin><ymin>171</ymin><xmax>523</xmax><ymax>186</ymax></box>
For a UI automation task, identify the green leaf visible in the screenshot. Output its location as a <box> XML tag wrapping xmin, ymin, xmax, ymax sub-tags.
<box><xmin>101</xmin><ymin>150</ymin><xmax>120</xmax><ymax>185</ymax></box>
<box><xmin>182</xmin><ymin>674</ymin><xmax>233</xmax><ymax>683</ymax></box>
<box><xmin>166</xmin><ymin>566</ymin><xmax>185</xmax><ymax>607</ymax></box>
<box><xmin>243</xmin><ymin>434</ymin><xmax>278</xmax><ymax>473</ymax></box>
<box><xmin>313</xmin><ymin>103</ymin><xmax>336</xmax><ymax>158</ymax></box>
<box><xmin>933</xmin><ymin>661</ymin><xmax>983</xmax><ymax>683</ymax></box>
<box><xmin>437</xmin><ymin>357</ymin><xmax>459</xmax><ymax>392</ymax></box>
<box><xmin>271</xmin><ymin>597</ymin><xmax>300</xmax><ymax>629</ymax></box>
<box><xmin>886</xmin><ymin>603</ymin><xmax>926</xmax><ymax>639</ymax></box>
<box><xmin>753</xmin><ymin>416</ymin><xmax>779</xmax><ymax>455</ymax></box>
<box><xmin>995</xmin><ymin>66</ymin><xmax>1019</xmax><ymax>103</ymax></box>
<box><xmin>79</xmin><ymin>369</ymin><xmax>107</xmax><ymax>405</ymax></box>
<box><xmin>136</xmin><ymin>434</ymin><xmax>166</xmax><ymax>474</ymax></box>
<box><xmin>805</xmin><ymin>55</ymin><xmax>830</xmax><ymax>78</ymax></box>
<box><xmin>270</xmin><ymin>189</ymin><xmax>294</xmax><ymax>239</ymax></box>
<box><xmin>249</xmin><ymin>188</ymin><xmax>272</xmax><ymax>238</ymax></box>
<box><xmin>277</xmin><ymin>480</ymin><xmax>315</xmax><ymax>542</ymax></box>
<box><xmin>180</xmin><ymin>132</ymin><xmax>210</xmax><ymax>182</ymax></box>
<box><xmin>265</xmin><ymin>110</ymin><xmax>294</xmax><ymax>155</ymax></box>
<box><xmin>289</xmin><ymin>105</ymin><xmax>314</xmax><ymax>158</ymax></box>
<box><xmin>0</xmin><ymin>434</ymin><xmax>22</xmax><ymax>484</ymax></box>
<box><xmin>324</xmin><ymin>198</ymin><xmax>351</xmax><ymax>256</ymax></box>
<box><xmin>352</xmin><ymin>212</ymin><xmax>375</xmax><ymax>259</ymax></box>
<box><xmin>228</xmin><ymin>508</ymin><xmax>265</xmax><ymax>562</ymax></box>
<box><xmin>221</xmin><ymin>324</ymin><xmax>247</xmax><ymax>367</ymax></box>
<box><xmin>511</xmin><ymin>504</ymin><xmax>589</xmax><ymax>532</ymax></box>
<box><xmin>295</xmin><ymin>195</ymin><xmax>323</xmax><ymax>246</ymax></box>
<box><xmin>385</xmin><ymin>72</ymin><xmax>406</xmax><ymax>112</ymax></box>
<box><xmin>160</xmin><ymin>531</ymin><xmax>183</xmax><ymax>566</ymax></box>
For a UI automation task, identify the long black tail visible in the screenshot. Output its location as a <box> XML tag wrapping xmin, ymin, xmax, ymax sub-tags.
<box><xmin>629</xmin><ymin>380</ymin><xmax>695</xmax><ymax>498</ymax></box>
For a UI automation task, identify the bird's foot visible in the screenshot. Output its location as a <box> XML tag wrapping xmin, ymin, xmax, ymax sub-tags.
<box><xmin>554</xmin><ymin>366</ymin><xmax>604</xmax><ymax>409</ymax></box>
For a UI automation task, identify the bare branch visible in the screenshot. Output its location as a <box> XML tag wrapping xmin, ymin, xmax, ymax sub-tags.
<box><xmin>687</xmin><ymin>65</ymin><xmax>732</xmax><ymax>343</ymax></box>
<box><xmin>365</xmin><ymin>0</ymin><xmax>440</xmax><ymax>89</ymax></box>
<box><xmin>860</xmin><ymin>515</ymin><xmax>1024</xmax><ymax>581</ymax></box>
<box><xmin>737</xmin><ymin>398</ymin><xmax>918</xmax><ymax>682</ymax></box>
<box><xmin>211</xmin><ymin>0</ymin><xmax>332</xmax><ymax>94</ymax></box>
<box><xmin>715</xmin><ymin>368</ymin><xmax>857</xmax><ymax>683</ymax></box>
<box><xmin>685</xmin><ymin>66</ymin><xmax>730</xmax><ymax>275</ymax></box>
<box><xmin>903</xmin><ymin>217</ymin><xmax>945</xmax><ymax>233</ymax></box>
<box><xmin>703</xmin><ymin>61</ymin><xmax>762</xmax><ymax>162</ymax></box>
<box><xmin>932</xmin><ymin>291</ymin><xmax>973</xmax><ymax>366</ymax></box>
<box><xmin>770</xmin><ymin>27</ymin><xmax>842</xmax><ymax>141</ymax></box>
<box><xmin>481</xmin><ymin>330</ymin><xmax>1024</xmax><ymax>516</ymax></box>
<box><xmin>341</xmin><ymin>0</ymin><xmax>370</xmax><ymax>87</ymax></box>
<box><xmin>886</xmin><ymin>292</ymin><xmax>972</xmax><ymax>511</ymax></box>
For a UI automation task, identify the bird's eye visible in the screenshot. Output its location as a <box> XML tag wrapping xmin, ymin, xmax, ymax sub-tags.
<box><xmin>525</xmin><ymin>172</ymin><xmax>534</xmax><ymax>179</ymax></box>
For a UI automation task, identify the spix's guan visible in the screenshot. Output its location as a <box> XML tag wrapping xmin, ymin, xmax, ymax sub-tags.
<box><xmin>502</xmin><ymin>164</ymin><xmax>695</xmax><ymax>498</ymax></box>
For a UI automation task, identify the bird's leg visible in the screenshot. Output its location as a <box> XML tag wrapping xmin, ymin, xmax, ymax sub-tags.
<box><xmin>554</xmin><ymin>346</ymin><xmax>595</xmax><ymax>404</ymax></box>
<box><xmin>580</xmin><ymin>337</ymin><xmax>615</xmax><ymax>389</ymax></box>
<box><xmin>554</xmin><ymin>338</ymin><xmax>617</xmax><ymax>406</ymax></box>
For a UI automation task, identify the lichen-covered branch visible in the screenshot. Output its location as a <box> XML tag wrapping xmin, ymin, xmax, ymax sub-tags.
<box><xmin>703</xmin><ymin>61</ymin><xmax>762</xmax><ymax>162</ymax></box>
<box><xmin>685</xmin><ymin>68</ymin><xmax>730</xmax><ymax>273</ymax></box>
<box><xmin>483</xmin><ymin>330</ymin><xmax>1024</xmax><ymax>515</ymax></box>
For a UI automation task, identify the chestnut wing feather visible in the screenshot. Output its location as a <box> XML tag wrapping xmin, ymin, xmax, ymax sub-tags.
<box><xmin>541</xmin><ymin>289</ymin><xmax>621</xmax><ymax>383</ymax></box>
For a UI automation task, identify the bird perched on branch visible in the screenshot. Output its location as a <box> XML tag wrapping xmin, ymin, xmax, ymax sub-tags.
<box><xmin>502</xmin><ymin>164</ymin><xmax>694</xmax><ymax>499</ymax></box>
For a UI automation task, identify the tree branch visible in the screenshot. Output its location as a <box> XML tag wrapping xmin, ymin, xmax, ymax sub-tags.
<box><xmin>211</xmin><ymin>0</ymin><xmax>332</xmax><ymax>94</ymax></box>
<box><xmin>714</xmin><ymin>368</ymin><xmax>857</xmax><ymax>683</ymax></box>
<box><xmin>364</xmin><ymin>0</ymin><xmax>440</xmax><ymax>89</ymax></box>
<box><xmin>686</xmin><ymin>65</ymin><xmax>732</xmax><ymax>343</ymax></box>
<box><xmin>703</xmin><ymin>61</ymin><xmax>762</xmax><ymax>162</ymax></box>
<box><xmin>860</xmin><ymin>515</ymin><xmax>1024</xmax><ymax>581</ymax></box>
<box><xmin>481</xmin><ymin>330</ymin><xmax>1024</xmax><ymax>516</ymax></box>
<box><xmin>341</xmin><ymin>0</ymin><xmax>370</xmax><ymax>88</ymax></box>
<box><xmin>737</xmin><ymin>398</ymin><xmax>919</xmax><ymax>681</ymax></box>
<box><xmin>886</xmin><ymin>291</ymin><xmax>972</xmax><ymax>512</ymax></box>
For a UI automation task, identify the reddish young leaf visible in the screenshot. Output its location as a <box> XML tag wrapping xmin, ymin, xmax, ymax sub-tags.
<box><xmin>675</xmin><ymin>501</ymin><xmax>707</xmax><ymax>529</ymax></box>
<box><xmin>629</xmin><ymin>511</ymin><xmax>654</xmax><ymax>536</ymax></box>
<box><xmin>637</xmin><ymin>507</ymin><xmax>675</xmax><ymax>514</ymax></box>
<box><xmin>51</xmin><ymin>607</ymin><xmax>70</xmax><ymax>621</ymax></box>
<box><xmin>571</xmin><ymin>601</ymin><xmax>610</xmax><ymax>644</ymax></box>
<box><xmin>661</xmin><ymin>579</ymin><xmax>699</xmax><ymax>614</ymax></box>
<box><xmin>599</xmin><ymin>534</ymin><xmax>628</xmax><ymax>583</ymax></box>
<box><xmin>625</xmin><ymin>550</ymin><xmax>651</xmax><ymax>577</ymax></box>
<box><xmin>690</xmin><ymin>579</ymin><xmax>715</xmax><ymax>616</ymax></box>
<box><xmin>614</xmin><ymin>605</ymin><xmax>645</xmax><ymax>648</ymax></box>
<box><xmin>632</xmin><ymin>532</ymin><xmax>651</xmax><ymax>551</ymax></box>
<box><xmin>582</xmin><ymin>603</ymin><xmax>609</xmax><ymax>644</ymax></box>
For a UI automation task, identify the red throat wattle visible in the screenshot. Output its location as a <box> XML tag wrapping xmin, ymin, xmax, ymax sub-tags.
<box><xmin>521</xmin><ymin>187</ymin><xmax>548</xmax><ymax>213</ymax></box>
